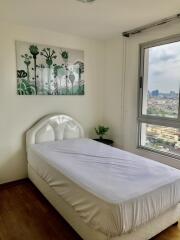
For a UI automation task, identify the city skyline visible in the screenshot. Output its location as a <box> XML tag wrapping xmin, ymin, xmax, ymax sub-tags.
<box><xmin>148</xmin><ymin>89</ymin><xmax>178</xmax><ymax>94</ymax></box>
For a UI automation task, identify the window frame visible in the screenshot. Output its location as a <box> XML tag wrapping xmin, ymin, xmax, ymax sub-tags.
<box><xmin>137</xmin><ymin>34</ymin><xmax>180</xmax><ymax>158</ymax></box>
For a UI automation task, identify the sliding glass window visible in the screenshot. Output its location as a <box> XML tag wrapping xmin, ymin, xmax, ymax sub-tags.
<box><xmin>138</xmin><ymin>35</ymin><xmax>180</xmax><ymax>158</ymax></box>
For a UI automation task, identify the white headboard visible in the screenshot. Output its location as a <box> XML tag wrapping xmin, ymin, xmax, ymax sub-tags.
<box><xmin>26</xmin><ymin>114</ymin><xmax>84</xmax><ymax>146</ymax></box>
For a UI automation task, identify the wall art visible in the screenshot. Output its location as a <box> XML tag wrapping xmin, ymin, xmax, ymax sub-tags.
<box><xmin>16</xmin><ymin>41</ymin><xmax>84</xmax><ymax>95</ymax></box>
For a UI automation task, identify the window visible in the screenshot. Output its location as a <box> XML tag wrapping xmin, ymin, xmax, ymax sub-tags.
<box><xmin>138</xmin><ymin>36</ymin><xmax>180</xmax><ymax>158</ymax></box>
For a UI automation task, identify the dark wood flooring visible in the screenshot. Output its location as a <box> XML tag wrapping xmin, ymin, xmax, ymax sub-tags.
<box><xmin>0</xmin><ymin>179</ymin><xmax>82</xmax><ymax>240</ymax></box>
<box><xmin>0</xmin><ymin>179</ymin><xmax>179</xmax><ymax>240</ymax></box>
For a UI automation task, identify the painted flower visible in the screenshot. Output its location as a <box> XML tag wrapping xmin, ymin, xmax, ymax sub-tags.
<box><xmin>29</xmin><ymin>45</ymin><xmax>39</xmax><ymax>58</ymax></box>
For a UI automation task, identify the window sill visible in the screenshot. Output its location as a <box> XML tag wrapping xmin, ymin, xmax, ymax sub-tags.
<box><xmin>137</xmin><ymin>145</ymin><xmax>180</xmax><ymax>161</ymax></box>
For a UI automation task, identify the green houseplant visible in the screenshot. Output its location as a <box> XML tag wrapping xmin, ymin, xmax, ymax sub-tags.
<box><xmin>95</xmin><ymin>125</ymin><xmax>109</xmax><ymax>140</ymax></box>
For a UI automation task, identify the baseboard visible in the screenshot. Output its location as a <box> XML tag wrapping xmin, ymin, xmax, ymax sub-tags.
<box><xmin>0</xmin><ymin>178</ymin><xmax>29</xmax><ymax>189</ymax></box>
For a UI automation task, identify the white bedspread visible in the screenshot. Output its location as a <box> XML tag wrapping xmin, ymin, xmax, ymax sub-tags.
<box><xmin>27</xmin><ymin>138</ymin><xmax>180</xmax><ymax>237</ymax></box>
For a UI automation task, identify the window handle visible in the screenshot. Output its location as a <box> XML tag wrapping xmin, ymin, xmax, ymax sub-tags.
<box><xmin>139</xmin><ymin>76</ymin><xmax>143</xmax><ymax>89</ymax></box>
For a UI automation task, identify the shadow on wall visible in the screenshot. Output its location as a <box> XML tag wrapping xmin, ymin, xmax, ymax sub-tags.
<box><xmin>0</xmin><ymin>135</ymin><xmax>27</xmax><ymax>184</ymax></box>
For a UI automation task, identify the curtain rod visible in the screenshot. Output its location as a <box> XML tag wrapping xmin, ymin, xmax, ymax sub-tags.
<box><xmin>122</xmin><ymin>13</ymin><xmax>180</xmax><ymax>38</ymax></box>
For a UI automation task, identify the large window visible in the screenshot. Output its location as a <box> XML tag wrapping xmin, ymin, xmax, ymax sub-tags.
<box><xmin>138</xmin><ymin>36</ymin><xmax>180</xmax><ymax>158</ymax></box>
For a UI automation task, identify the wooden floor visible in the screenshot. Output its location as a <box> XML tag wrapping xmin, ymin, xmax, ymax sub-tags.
<box><xmin>0</xmin><ymin>179</ymin><xmax>180</xmax><ymax>240</ymax></box>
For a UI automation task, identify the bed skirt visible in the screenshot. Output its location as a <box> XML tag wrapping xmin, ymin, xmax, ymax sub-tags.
<box><xmin>28</xmin><ymin>164</ymin><xmax>180</xmax><ymax>240</ymax></box>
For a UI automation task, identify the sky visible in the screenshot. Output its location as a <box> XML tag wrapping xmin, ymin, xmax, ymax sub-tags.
<box><xmin>147</xmin><ymin>40</ymin><xmax>180</xmax><ymax>93</ymax></box>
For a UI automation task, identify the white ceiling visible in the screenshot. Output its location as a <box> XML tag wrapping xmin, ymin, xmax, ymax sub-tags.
<box><xmin>0</xmin><ymin>0</ymin><xmax>180</xmax><ymax>39</ymax></box>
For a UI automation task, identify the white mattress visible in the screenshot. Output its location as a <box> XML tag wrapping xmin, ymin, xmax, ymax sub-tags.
<box><xmin>27</xmin><ymin>138</ymin><xmax>180</xmax><ymax>238</ymax></box>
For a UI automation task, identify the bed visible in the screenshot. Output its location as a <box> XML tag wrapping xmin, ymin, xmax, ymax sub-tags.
<box><xmin>26</xmin><ymin>114</ymin><xmax>180</xmax><ymax>240</ymax></box>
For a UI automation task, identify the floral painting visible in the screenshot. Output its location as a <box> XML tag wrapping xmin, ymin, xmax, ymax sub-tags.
<box><xmin>15</xmin><ymin>41</ymin><xmax>84</xmax><ymax>95</ymax></box>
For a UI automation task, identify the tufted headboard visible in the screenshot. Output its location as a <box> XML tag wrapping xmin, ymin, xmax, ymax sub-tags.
<box><xmin>26</xmin><ymin>114</ymin><xmax>84</xmax><ymax>146</ymax></box>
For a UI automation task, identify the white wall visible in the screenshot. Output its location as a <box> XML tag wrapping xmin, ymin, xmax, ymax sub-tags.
<box><xmin>0</xmin><ymin>22</ymin><xmax>105</xmax><ymax>184</ymax></box>
<box><xmin>104</xmin><ymin>21</ymin><xmax>180</xmax><ymax>169</ymax></box>
<box><xmin>103</xmin><ymin>37</ymin><xmax>125</xmax><ymax>147</ymax></box>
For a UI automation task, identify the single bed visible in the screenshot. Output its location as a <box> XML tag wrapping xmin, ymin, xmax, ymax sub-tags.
<box><xmin>26</xmin><ymin>114</ymin><xmax>180</xmax><ymax>240</ymax></box>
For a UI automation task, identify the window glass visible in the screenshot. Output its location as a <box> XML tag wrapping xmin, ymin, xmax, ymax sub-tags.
<box><xmin>141</xmin><ymin>123</ymin><xmax>180</xmax><ymax>156</ymax></box>
<box><xmin>142</xmin><ymin>41</ymin><xmax>180</xmax><ymax>118</ymax></box>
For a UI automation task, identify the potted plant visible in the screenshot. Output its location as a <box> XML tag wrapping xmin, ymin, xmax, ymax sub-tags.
<box><xmin>94</xmin><ymin>126</ymin><xmax>113</xmax><ymax>146</ymax></box>
<box><xmin>95</xmin><ymin>125</ymin><xmax>109</xmax><ymax>139</ymax></box>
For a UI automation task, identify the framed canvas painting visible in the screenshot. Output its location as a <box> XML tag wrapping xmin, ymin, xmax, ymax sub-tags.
<box><xmin>15</xmin><ymin>41</ymin><xmax>84</xmax><ymax>95</ymax></box>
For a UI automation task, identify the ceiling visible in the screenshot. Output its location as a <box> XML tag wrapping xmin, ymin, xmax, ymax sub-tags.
<box><xmin>0</xmin><ymin>0</ymin><xmax>180</xmax><ymax>39</ymax></box>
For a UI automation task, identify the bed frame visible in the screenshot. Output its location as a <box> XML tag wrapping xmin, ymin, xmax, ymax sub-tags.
<box><xmin>26</xmin><ymin>114</ymin><xmax>180</xmax><ymax>240</ymax></box>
